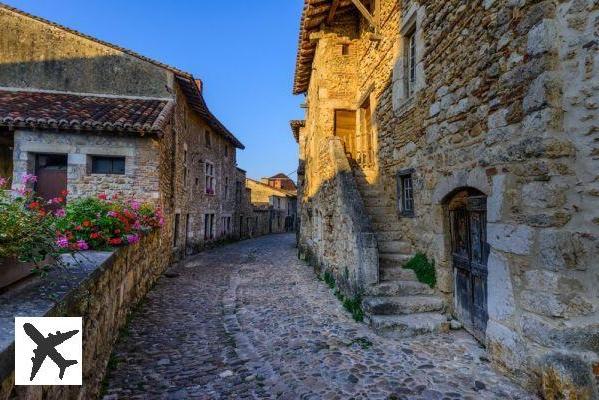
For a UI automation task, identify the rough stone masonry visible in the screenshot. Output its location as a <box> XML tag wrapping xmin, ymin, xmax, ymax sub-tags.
<box><xmin>292</xmin><ymin>0</ymin><xmax>599</xmax><ymax>397</ymax></box>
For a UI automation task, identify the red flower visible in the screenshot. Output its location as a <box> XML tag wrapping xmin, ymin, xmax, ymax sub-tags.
<box><xmin>108</xmin><ymin>237</ymin><xmax>122</xmax><ymax>246</ymax></box>
<box><xmin>75</xmin><ymin>225</ymin><xmax>82</xmax><ymax>231</ymax></box>
<box><xmin>60</xmin><ymin>190</ymin><xmax>69</xmax><ymax>197</ymax></box>
<box><xmin>98</xmin><ymin>193</ymin><xmax>107</xmax><ymax>200</ymax></box>
<box><xmin>28</xmin><ymin>201</ymin><xmax>40</xmax><ymax>210</ymax></box>
<box><xmin>90</xmin><ymin>232</ymin><xmax>102</xmax><ymax>240</ymax></box>
<box><xmin>82</xmin><ymin>220</ymin><xmax>92</xmax><ymax>228</ymax></box>
<box><xmin>114</xmin><ymin>229</ymin><xmax>121</xmax><ymax>235</ymax></box>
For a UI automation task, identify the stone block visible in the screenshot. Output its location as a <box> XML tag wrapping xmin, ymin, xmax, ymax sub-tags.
<box><xmin>527</xmin><ymin>19</ymin><xmax>557</xmax><ymax>55</ymax></box>
<box><xmin>540</xmin><ymin>352</ymin><xmax>598</xmax><ymax>400</ymax></box>
<box><xmin>487</xmin><ymin>250</ymin><xmax>516</xmax><ymax>322</ymax></box>
<box><xmin>538</xmin><ymin>230</ymin><xmax>598</xmax><ymax>271</ymax></box>
<box><xmin>520</xmin><ymin>290</ymin><xmax>593</xmax><ymax>318</ymax></box>
<box><xmin>521</xmin><ymin>181</ymin><xmax>566</xmax><ymax>208</ymax></box>
<box><xmin>487</xmin><ymin>223</ymin><xmax>533</xmax><ymax>255</ymax></box>
<box><xmin>487</xmin><ymin>175</ymin><xmax>506</xmax><ymax>223</ymax></box>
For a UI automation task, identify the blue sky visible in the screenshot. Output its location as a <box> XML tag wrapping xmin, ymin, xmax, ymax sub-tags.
<box><xmin>5</xmin><ymin>0</ymin><xmax>305</xmax><ymax>181</ymax></box>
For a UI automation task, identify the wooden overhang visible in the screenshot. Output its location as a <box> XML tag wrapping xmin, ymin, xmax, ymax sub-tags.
<box><xmin>293</xmin><ymin>0</ymin><xmax>378</xmax><ymax>95</ymax></box>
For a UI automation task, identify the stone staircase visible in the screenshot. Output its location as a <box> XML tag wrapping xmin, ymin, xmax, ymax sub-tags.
<box><xmin>353</xmin><ymin>168</ymin><xmax>449</xmax><ymax>339</ymax></box>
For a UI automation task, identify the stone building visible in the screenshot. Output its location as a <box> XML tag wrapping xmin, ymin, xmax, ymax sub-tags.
<box><xmin>0</xmin><ymin>4</ymin><xmax>246</xmax><ymax>259</ymax></box>
<box><xmin>293</xmin><ymin>0</ymin><xmax>599</xmax><ymax>396</ymax></box>
<box><xmin>246</xmin><ymin>175</ymin><xmax>298</xmax><ymax>233</ymax></box>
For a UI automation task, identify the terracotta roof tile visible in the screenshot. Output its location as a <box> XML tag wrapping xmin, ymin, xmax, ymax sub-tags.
<box><xmin>0</xmin><ymin>90</ymin><xmax>173</xmax><ymax>135</ymax></box>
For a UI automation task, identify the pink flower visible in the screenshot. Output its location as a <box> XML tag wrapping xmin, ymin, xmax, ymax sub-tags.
<box><xmin>56</xmin><ymin>236</ymin><xmax>69</xmax><ymax>248</ymax></box>
<box><xmin>76</xmin><ymin>240</ymin><xmax>89</xmax><ymax>250</ymax></box>
<box><xmin>107</xmin><ymin>211</ymin><xmax>118</xmax><ymax>218</ymax></box>
<box><xmin>21</xmin><ymin>174</ymin><xmax>37</xmax><ymax>184</ymax></box>
<box><xmin>0</xmin><ymin>177</ymin><xmax>6</xmax><ymax>187</ymax></box>
<box><xmin>54</xmin><ymin>208</ymin><xmax>66</xmax><ymax>217</ymax></box>
<box><xmin>15</xmin><ymin>186</ymin><xmax>31</xmax><ymax>197</ymax></box>
<box><xmin>130</xmin><ymin>200</ymin><xmax>140</xmax><ymax>211</ymax></box>
<box><xmin>132</xmin><ymin>220</ymin><xmax>142</xmax><ymax>230</ymax></box>
<box><xmin>127</xmin><ymin>234</ymin><xmax>140</xmax><ymax>244</ymax></box>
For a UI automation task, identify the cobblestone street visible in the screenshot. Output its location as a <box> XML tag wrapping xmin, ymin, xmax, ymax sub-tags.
<box><xmin>103</xmin><ymin>234</ymin><xmax>537</xmax><ymax>400</ymax></box>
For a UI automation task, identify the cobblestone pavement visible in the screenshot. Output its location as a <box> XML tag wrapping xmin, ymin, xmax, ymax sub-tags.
<box><xmin>103</xmin><ymin>234</ymin><xmax>537</xmax><ymax>400</ymax></box>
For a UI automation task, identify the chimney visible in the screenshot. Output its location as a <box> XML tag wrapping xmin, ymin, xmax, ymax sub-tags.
<box><xmin>195</xmin><ymin>79</ymin><xmax>203</xmax><ymax>93</ymax></box>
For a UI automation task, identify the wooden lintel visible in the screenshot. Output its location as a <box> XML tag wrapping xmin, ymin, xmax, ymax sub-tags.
<box><xmin>327</xmin><ymin>0</ymin><xmax>340</xmax><ymax>24</ymax></box>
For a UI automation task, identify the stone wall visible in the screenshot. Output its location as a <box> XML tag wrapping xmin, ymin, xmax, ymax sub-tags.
<box><xmin>297</xmin><ymin>0</ymin><xmax>599</xmax><ymax>395</ymax></box>
<box><xmin>170</xmin><ymin>84</ymin><xmax>245</xmax><ymax>257</ymax></box>
<box><xmin>0</xmin><ymin>6</ymin><xmax>173</xmax><ymax>98</ymax></box>
<box><xmin>11</xmin><ymin>130</ymin><xmax>162</xmax><ymax>202</ymax></box>
<box><xmin>0</xmin><ymin>229</ymin><xmax>170</xmax><ymax>400</ymax></box>
<box><xmin>298</xmin><ymin>137</ymin><xmax>378</xmax><ymax>296</ymax></box>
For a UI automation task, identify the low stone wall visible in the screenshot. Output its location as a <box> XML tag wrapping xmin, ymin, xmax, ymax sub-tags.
<box><xmin>299</xmin><ymin>137</ymin><xmax>378</xmax><ymax>296</ymax></box>
<box><xmin>0</xmin><ymin>229</ymin><xmax>170</xmax><ymax>400</ymax></box>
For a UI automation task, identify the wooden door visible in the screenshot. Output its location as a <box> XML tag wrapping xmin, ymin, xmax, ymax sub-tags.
<box><xmin>449</xmin><ymin>191</ymin><xmax>489</xmax><ymax>342</ymax></box>
<box><xmin>334</xmin><ymin>110</ymin><xmax>356</xmax><ymax>158</ymax></box>
<box><xmin>35</xmin><ymin>154</ymin><xmax>67</xmax><ymax>205</ymax></box>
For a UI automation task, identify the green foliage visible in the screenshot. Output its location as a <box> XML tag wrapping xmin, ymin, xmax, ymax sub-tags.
<box><xmin>348</xmin><ymin>337</ymin><xmax>373</xmax><ymax>349</ymax></box>
<box><xmin>342</xmin><ymin>295</ymin><xmax>364</xmax><ymax>322</ymax></box>
<box><xmin>0</xmin><ymin>179</ymin><xmax>59</xmax><ymax>265</ymax></box>
<box><xmin>404</xmin><ymin>252</ymin><xmax>436</xmax><ymax>288</ymax></box>
<box><xmin>323</xmin><ymin>270</ymin><xmax>335</xmax><ymax>289</ymax></box>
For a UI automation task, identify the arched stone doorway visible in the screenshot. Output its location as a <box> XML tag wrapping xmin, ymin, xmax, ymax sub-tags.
<box><xmin>446</xmin><ymin>188</ymin><xmax>489</xmax><ymax>343</ymax></box>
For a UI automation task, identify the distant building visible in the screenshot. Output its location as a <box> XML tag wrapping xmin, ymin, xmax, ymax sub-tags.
<box><xmin>246</xmin><ymin>175</ymin><xmax>298</xmax><ymax>234</ymax></box>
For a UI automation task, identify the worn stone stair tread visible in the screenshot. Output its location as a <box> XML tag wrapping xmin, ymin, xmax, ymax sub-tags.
<box><xmin>363</xmin><ymin>295</ymin><xmax>444</xmax><ymax>315</ymax></box>
<box><xmin>378</xmin><ymin>240</ymin><xmax>411</xmax><ymax>253</ymax></box>
<box><xmin>368</xmin><ymin>313</ymin><xmax>449</xmax><ymax>338</ymax></box>
<box><xmin>365</xmin><ymin>280</ymin><xmax>434</xmax><ymax>296</ymax></box>
<box><xmin>379</xmin><ymin>253</ymin><xmax>412</xmax><ymax>262</ymax></box>
<box><xmin>379</xmin><ymin>267</ymin><xmax>418</xmax><ymax>281</ymax></box>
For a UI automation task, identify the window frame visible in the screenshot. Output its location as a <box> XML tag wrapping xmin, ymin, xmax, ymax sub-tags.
<box><xmin>397</xmin><ymin>168</ymin><xmax>415</xmax><ymax>217</ymax></box>
<box><xmin>204</xmin><ymin>213</ymin><xmax>215</xmax><ymax>240</ymax></box>
<box><xmin>205</xmin><ymin>162</ymin><xmax>215</xmax><ymax>195</ymax></box>
<box><xmin>404</xmin><ymin>27</ymin><xmax>417</xmax><ymax>99</ymax></box>
<box><xmin>90</xmin><ymin>156</ymin><xmax>126</xmax><ymax>175</ymax></box>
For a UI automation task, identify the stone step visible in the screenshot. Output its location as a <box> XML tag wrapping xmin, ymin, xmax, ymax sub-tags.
<box><xmin>362</xmin><ymin>295</ymin><xmax>444</xmax><ymax>315</ymax></box>
<box><xmin>364</xmin><ymin>281</ymin><xmax>434</xmax><ymax>297</ymax></box>
<box><xmin>380</xmin><ymin>266</ymin><xmax>418</xmax><ymax>281</ymax></box>
<box><xmin>378</xmin><ymin>240</ymin><xmax>411</xmax><ymax>254</ymax></box>
<box><xmin>375</xmin><ymin>230</ymin><xmax>405</xmax><ymax>241</ymax></box>
<box><xmin>380</xmin><ymin>253</ymin><xmax>412</xmax><ymax>264</ymax></box>
<box><xmin>367</xmin><ymin>313</ymin><xmax>449</xmax><ymax>339</ymax></box>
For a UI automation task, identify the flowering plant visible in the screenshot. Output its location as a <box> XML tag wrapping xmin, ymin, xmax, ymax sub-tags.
<box><xmin>53</xmin><ymin>193</ymin><xmax>164</xmax><ymax>251</ymax></box>
<box><xmin>0</xmin><ymin>176</ymin><xmax>60</xmax><ymax>265</ymax></box>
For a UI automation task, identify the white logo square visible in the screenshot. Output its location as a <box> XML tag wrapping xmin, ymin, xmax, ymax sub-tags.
<box><xmin>15</xmin><ymin>317</ymin><xmax>83</xmax><ymax>386</ymax></box>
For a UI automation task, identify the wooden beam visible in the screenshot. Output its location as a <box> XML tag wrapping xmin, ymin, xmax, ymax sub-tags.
<box><xmin>327</xmin><ymin>0</ymin><xmax>340</xmax><ymax>24</ymax></box>
<box><xmin>350</xmin><ymin>0</ymin><xmax>375</xmax><ymax>27</ymax></box>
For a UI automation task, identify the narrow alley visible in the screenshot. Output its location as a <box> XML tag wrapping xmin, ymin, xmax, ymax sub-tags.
<box><xmin>103</xmin><ymin>234</ymin><xmax>536</xmax><ymax>400</ymax></box>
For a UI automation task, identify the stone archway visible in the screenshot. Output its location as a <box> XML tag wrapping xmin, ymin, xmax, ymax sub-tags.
<box><xmin>444</xmin><ymin>188</ymin><xmax>489</xmax><ymax>343</ymax></box>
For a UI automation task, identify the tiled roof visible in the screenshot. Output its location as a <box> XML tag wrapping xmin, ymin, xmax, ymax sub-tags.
<box><xmin>0</xmin><ymin>3</ymin><xmax>245</xmax><ymax>148</ymax></box>
<box><xmin>0</xmin><ymin>90</ymin><xmax>173</xmax><ymax>135</ymax></box>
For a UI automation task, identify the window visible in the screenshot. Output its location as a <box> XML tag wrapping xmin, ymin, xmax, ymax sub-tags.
<box><xmin>235</xmin><ymin>181</ymin><xmax>243</xmax><ymax>202</ymax></box>
<box><xmin>91</xmin><ymin>156</ymin><xmax>125</xmax><ymax>175</ymax></box>
<box><xmin>205</xmin><ymin>130</ymin><xmax>211</xmax><ymax>148</ymax></box>
<box><xmin>341</xmin><ymin>44</ymin><xmax>350</xmax><ymax>56</ymax></box>
<box><xmin>224</xmin><ymin>177</ymin><xmax>229</xmax><ymax>200</ymax></box>
<box><xmin>173</xmin><ymin>214</ymin><xmax>180</xmax><ymax>247</ymax></box>
<box><xmin>221</xmin><ymin>216</ymin><xmax>231</xmax><ymax>236</ymax></box>
<box><xmin>205</xmin><ymin>162</ymin><xmax>215</xmax><ymax>195</ymax></box>
<box><xmin>404</xmin><ymin>28</ymin><xmax>417</xmax><ymax>98</ymax></box>
<box><xmin>204</xmin><ymin>213</ymin><xmax>214</xmax><ymax>240</ymax></box>
<box><xmin>397</xmin><ymin>169</ymin><xmax>415</xmax><ymax>217</ymax></box>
